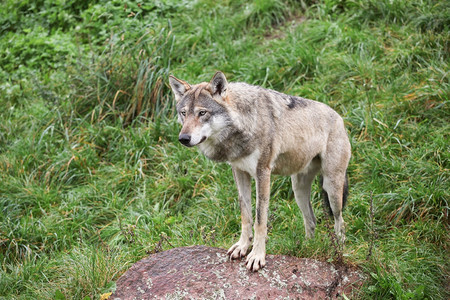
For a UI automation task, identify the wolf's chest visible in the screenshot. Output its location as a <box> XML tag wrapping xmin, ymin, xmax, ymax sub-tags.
<box><xmin>229</xmin><ymin>148</ymin><xmax>315</xmax><ymax>177</ymax></box>
<box><xmin>229</xmin><ymin>150</ymin><xmax>260</xmax><ymax>177</ymax></box>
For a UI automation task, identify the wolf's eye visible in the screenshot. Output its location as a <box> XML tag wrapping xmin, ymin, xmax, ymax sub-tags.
<box><xmin>180</xmin><ymin>111</ymin><xmax>186</xmax><ymax>117</ymax></box>
<box><xmin>198</xmin><ymin>110</ymin><xmax>207</xmax><ymax>117</ymax></box>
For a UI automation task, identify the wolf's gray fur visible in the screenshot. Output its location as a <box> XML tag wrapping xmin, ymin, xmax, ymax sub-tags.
<box><xmin>169</xmin><ymin>72</ymin><xmax>351</xmax><ymax>271</ymax></box>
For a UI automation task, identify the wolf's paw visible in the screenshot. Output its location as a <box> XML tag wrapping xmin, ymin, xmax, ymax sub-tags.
<box><xmin>337</xmin><ymin>232</ymin><xmax>346</xmax><ymax>245</ymax></box>
<box><xmin>227</xmin><ymin>240</ymin><xmax>250</xmax><ymax>259</ymax></box>
<box><xmin>245</xmin><ymin>249</ymin><xmax>266</xmax><ymax>272</ymax></box>
<box><xmin>334</xmin><ymin>218</ymin><xmax>346</xmax><ymax>244</ymax></box>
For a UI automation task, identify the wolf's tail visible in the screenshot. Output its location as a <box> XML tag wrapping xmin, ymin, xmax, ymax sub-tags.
<box><xmin>320</xmin><ymin>172</ymin><xmax>348</xmax><ymax>217</ymax></box>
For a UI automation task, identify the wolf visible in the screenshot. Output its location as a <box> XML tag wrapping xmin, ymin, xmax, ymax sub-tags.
<box><xmin>169</xmin><ymin>72</ymin><xmax>351</xmax><ymax>271</ymax></box>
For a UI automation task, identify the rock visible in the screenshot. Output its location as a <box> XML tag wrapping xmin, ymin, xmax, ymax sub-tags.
<box><xmin>111</xmin><ymin>245</ymin><xmax>365</xmax><ymax>299</ymax></box>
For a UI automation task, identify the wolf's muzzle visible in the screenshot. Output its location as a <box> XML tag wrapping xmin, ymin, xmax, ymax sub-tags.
<box><xmin>179</xmin><ymin>134</ymin><xmax>191</xmax><ymax>146</ymax></box>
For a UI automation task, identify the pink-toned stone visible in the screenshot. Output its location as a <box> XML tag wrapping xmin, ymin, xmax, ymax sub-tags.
<box><xmin>111</xmin><ymin>246</ymin><xmax>364</xmax><ymax>299</ymax></box>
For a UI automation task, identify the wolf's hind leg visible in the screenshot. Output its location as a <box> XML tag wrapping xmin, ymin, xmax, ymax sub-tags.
<box><xmin>321</xmin><ymin>123</ymin><xmax>351</xmax><ymax>243</ymax></box>
<box><xmin>291</xmin><ymin>160</ymin><xmax>320</xmax><ymax>239</ymax></box>
<box><xmin>321</xmin><ymin>172</ymin><xmax>347</xmax><ymax>243</ymax></box>
<box><xmin>227</xmin><ymin>168</ymin><xmax>253</xmax><ymax>259</ymax></box>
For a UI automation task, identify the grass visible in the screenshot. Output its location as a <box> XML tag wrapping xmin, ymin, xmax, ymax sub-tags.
<box><xmin>1</xmin><ymin>0</ymin><xmax>449</xmax><ymax>299</ymax></box>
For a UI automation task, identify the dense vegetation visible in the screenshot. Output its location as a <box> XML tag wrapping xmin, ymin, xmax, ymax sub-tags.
<box><xmin>1</xmin><ymin>0</ymin><xmax>448</xmax><ymax>299</ymax></box>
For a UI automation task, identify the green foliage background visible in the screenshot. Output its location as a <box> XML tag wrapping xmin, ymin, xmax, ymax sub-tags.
<box><xmin>0</xmin><ymin>0</ymin><xmax>448</xmax><ymax>299</ymax></box>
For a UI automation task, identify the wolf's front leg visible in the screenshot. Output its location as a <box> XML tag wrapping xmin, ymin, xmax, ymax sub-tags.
<box><xmin>228</xmin><ymin>168</ymin><xmax>253</xmax><ymax>259</ymax></box>
<box><xmin>245</xmin><ymin>167</ymin><xmax>270</xmax><ymax>271</ymax></box>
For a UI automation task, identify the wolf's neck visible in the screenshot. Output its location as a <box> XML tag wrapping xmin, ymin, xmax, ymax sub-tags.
<box><xmin>198</xmin><ymin>128</ymin><xmax>254</xmax><ymax>162</ymax></box>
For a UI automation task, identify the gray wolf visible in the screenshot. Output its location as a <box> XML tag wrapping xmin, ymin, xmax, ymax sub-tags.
<box><xmin>169</xmin><ymin>72</ymin><xmax>351</xmax><ymax>271</ymax></box>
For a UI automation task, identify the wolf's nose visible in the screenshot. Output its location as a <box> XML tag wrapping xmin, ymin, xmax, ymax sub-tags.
<box><xmin>179</xmin><ymin>134</ymin><xmax>191</xmax><ymax>145</ymax></box>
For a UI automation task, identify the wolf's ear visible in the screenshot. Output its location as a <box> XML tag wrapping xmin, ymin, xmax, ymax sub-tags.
<box><xmin>169</xmin><ymin>75</ymin><xmax>191</xmax><ymax>102</ymax></box>
<box><xmin>209</xmin><ymin>71</ymin><xmax>228</xmax><ymax>98</ymax></box>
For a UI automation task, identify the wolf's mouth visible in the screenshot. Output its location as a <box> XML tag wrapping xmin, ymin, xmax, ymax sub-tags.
<box><xmin>180</xmin><ymin>135</ymin><xmax>207</xmax><ymax>147</ymax></box>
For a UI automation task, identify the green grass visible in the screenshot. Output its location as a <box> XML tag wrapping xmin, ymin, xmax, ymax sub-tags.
<box><xmin>1</xmin><ymin>0</ymin><xmax>449</xmax><ymax>299</ymax></box>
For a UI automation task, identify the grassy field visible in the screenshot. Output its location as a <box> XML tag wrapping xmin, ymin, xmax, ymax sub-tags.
<box><xmin>0</xmin><ymin>0</ymin><xmax>448</xmax><ymax>299</ymax></box>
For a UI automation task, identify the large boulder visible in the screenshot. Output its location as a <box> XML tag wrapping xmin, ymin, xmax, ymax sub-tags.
<box><xmin>111</xmin><ymin>245</ymin><xmax>364</xmax><ymax>299</ymax></box>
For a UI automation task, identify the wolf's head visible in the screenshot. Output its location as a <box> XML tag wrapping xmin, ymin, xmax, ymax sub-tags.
<box><xmin>169</xmin><ymin>72</ymin><xmax>230</xmax><ymax>148</ymax></box>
